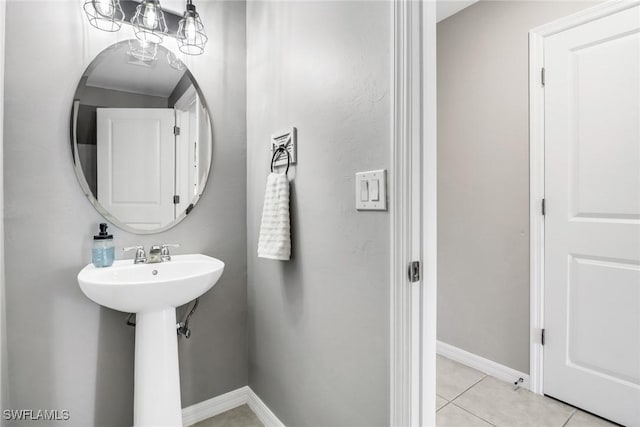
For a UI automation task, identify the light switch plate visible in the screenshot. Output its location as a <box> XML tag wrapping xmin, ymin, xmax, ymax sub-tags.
<box><xmin>356</xmin><ymin>170</ymin><xmax>387</xmax><ymax>211</ymax></box>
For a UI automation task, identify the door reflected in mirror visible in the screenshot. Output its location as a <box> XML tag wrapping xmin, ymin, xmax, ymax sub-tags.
<box><xmin>71</xmin><ymin>40</ymin><xmax>212</xmax><ymax>233</ymax></box>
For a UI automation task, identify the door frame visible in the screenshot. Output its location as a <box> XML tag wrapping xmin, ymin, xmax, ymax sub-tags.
<box><xmin>528</xmin><ymin>0</ymin><xmax>640</xmax><ymax>396</ymax></box>
<box><xmin>174</xmin><ymin>87</ymin><xmax>199</xmax><ymax>215</ymax></box>
<box><xmin>390</xmin><ymin>0</ymin><xmax>437</xmax><ymax>425</ymax></box>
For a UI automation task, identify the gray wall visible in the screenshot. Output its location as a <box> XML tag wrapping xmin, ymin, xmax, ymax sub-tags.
<box><xmin>437</xmin><ymin>0</ymin><xmax>597</xmax><ymax>373</ymax></box>
<box><xmin>0</xmin><ymin>0</ymin><xmax>6</xmax><ymax>414</ymax></box>
<box><xmin>78</xmin><ymin>84</ymin><xmax>169</xmax><ymax>109</ymax></box>
<box><xmin>246</xmin><ymin>2</ymin><xmax>391</xmax><ymax>426</ymax></box>
<box><xmin>3</xmin><ymin>1</ymin><xmax>246</xmax><ymax>425</ymax></box>
<box><xmin>168</xmin><ymin>72</ymin><xmax>193</xmax><ymax>108</ymax></box>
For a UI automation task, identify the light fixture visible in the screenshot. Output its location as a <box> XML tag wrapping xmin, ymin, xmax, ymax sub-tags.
<box><xmin>177</xmin><ymin>0</ymin><xmax>208</xmax><ymax>55</ymax></box>
<box><xmin>83</xmin><ymin>0</ymin><xmax>125</xmax><ymax>32</ymax></box>
<box><xmin>83</xmin><ymin>0</ymin><xmax>209</xmax><ymax>56</ymax></box>
<box><xmin>128</xmin><ymin>39</ymin><xmax>159</xmax><ymax>63</ymax></box>
<box><xmin>131</xmin><ymin>0</ymin><xmax>168</xmax><ymax>45</ymax></box>
<box><xmin>166</xmin><ymin>51</ymin><xmax>186</xmax><ymax>71</ymax></box>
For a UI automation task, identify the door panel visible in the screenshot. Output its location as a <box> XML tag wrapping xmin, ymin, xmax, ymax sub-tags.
<box><xmin>544</xmin><ymin>5</ymin><xmax>640</xmax><ymax>426</ymax></box>
<box><xmin>568</xmin><ymin>256</ymin><xmax>640</xmax><ymax>385</ymax></box>
<box><xmin>97</xmin><ymin>108</ymin><xmax>175</xmax><ymax>230</ymax></box>
<box><xmin>571</xmin><ymin>31</ymin><xmax>640</xmax><ymax>220</ymax></box>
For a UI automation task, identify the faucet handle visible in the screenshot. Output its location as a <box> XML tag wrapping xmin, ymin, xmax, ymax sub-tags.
<box><xmin>160</xmin><ymin>244</ymin><xmax>180</xmax><ymax>261</ymax></box>
<box><xmin>123</xmin><ymin>246</ymin><xmax>147</xmax><ymax>264</ymax></box>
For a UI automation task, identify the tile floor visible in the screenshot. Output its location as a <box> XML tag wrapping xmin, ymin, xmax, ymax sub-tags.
<box><xmin>193</xmin><ymin>356</ymin><xmax>619</xmax><ymax>426</ymax></box>
<box><xmin>436</xmin><ymin>355</ymin><xmax>618</xmax><ymax>427</ymax></box>
<box><xmin>193</xmin><ymin>405</ymin><xmax>263</xmax><ymax>427</ymax></box>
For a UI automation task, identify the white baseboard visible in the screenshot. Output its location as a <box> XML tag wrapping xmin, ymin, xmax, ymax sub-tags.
<box><xmin>182</xmin><ymin>386</ymin><xmax>250</xmax><ymax>426</ymax></box>
<box><xmin>182</xmin><ymin>386</ymin><xmax>285</xmax><ymax>427</ymax></box>
<box><xmin>247</xmin><ymin>388</ymin><xmax>285</xmax><ymax>427</ymax></box>
<box><xmin>437</xmin><ymin>340</ymin><xmax>531</xmax><ymax>390</ymax></box>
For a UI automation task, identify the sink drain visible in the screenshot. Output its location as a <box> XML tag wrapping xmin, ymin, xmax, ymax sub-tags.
<box><xmin>152</xmin><ymin>270</ymin><xmax>158</xmax><ymax>276</ymax></box>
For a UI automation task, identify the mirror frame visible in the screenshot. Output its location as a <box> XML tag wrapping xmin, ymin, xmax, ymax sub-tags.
<box><xmin>70</xmin><ymin>40</ymin><xmax>214</xmax><ymax>234</ymax></box>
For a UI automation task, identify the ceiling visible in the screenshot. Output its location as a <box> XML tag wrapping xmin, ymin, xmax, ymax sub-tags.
<box><xmin>86</xmin><ymin>42</ymin><xmax>185</xmax><ymax>98</ymax></box>
<box><xmin>437</xmin><ymin>0</ymin><xmax>480</xmax><ymax>22</ymax></box>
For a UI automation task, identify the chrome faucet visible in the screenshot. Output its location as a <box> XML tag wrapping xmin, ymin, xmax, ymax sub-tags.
<box><xmin>124</xmin><ymin>244</ymin><xmax>180</xmax><ymax>264</ymax></box>
<box><xmin>160</xmin><ymin>244</ymin><xmax>180</xmax><ymax>262</ymax></box>
<box><xmin>147</xmin><ymin>245</ymin><xmax>163</xmax><ymax>263</ymax></box>
<box><xmin>123</xmin><ymin>246</ymin><xmax>147</xmax><ymax>264</ymax></box>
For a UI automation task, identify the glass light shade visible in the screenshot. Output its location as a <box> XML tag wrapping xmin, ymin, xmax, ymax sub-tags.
<box><xmin>166</xmin><ymin>51</ymin><xmax>186</xmax><ymax>71</ymax></box>
<box><xmin>83</xmin><ymin>0</ymin><xmax>125</xmax><ymax>32</ymax></box>
<box><xmin>131</xmin><ymin>0</ymin><xmax>168</xmax><ymax>45</ymax></box>
<box><xmin>128</xmin><ymin>39</ymin><xmax>159</xmax><ymax>63</ymax></box>
<box><xmin>177</xmin><ymin>2</ymin><xmax>207</xmax><ymax>55</ymax></box>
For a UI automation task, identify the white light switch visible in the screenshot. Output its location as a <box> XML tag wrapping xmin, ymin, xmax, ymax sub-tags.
<box><xmin>355</xmin><ymin>170</ymin><xmax>387</xmax><ymax>211</ymax></box>
<box><xmin>370</xmin><ymin>179</ymin><xmax>380</xmax><ymax>201</ymax></box>
<box><xmin>360</xmin><ymin>180</ymin><xmax>369</xmax><ymax>202</ymax></box>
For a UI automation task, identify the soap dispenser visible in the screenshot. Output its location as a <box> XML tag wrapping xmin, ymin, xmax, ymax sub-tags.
<box><xmin>92</xmin><ymin>223</ymin><xmax>114</xmax><ymax>268</ymax></box>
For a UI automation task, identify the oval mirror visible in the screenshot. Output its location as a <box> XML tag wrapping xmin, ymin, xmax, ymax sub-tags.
<box><xmin>71</xmin><ymin>40</ymin><xmax>212</xmax><ymax>233</ymax></box>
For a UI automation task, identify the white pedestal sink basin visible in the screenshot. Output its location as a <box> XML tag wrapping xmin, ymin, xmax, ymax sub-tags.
<box><xmin>78</xmin><ymin>254</ymin><xmax>224</xmax><ymax>427</ymax></box>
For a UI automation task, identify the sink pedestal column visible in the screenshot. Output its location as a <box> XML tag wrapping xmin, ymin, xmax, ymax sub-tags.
<box><xmin>134</xmin><ymin>308</ymin><xmax>182</xmax><ymax>426</ymax></box>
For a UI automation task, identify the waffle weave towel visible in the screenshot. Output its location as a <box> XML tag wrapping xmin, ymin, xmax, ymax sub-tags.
<box><xmin>257</xmin><ymin>173</ymin><xmax>291</xmax><ymax>261</ymax></box>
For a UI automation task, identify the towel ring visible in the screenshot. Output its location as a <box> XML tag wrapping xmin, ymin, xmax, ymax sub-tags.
<box><xmin>271</xmin><ymin>146</ymin><xmax>290</xmax><ymax>174</ymax></box>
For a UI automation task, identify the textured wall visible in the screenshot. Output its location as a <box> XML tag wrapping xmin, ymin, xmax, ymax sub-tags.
<box><xmin>3</xmin><ymin>1</ymin><xmax>247</xmax><ymax>425</ymax></box>
<box><xmin>437</xmin><ymin>0</ymin><xmax>598</xmax><ymax>373</ymax></box>
<box><xmin>246</xmin><ymin>1</ymin><xmax>391</xmax><ymax>425</ymax></box>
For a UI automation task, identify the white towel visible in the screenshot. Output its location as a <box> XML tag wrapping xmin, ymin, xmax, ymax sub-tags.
<box><xmin>258</xmin><ymin>172</ymin><xmax>291</xmax><ymax>261</ymax></box>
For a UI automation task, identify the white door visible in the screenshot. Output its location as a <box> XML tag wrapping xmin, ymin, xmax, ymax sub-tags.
<box><xmin>97</xmin><ymin>108</ymin><xmax>176</xmax><ymax>230</ymax></box>
<box><xmin>544</xmin><ymin>5</ymin><xmax>640</xmax><ymax>426</ymax></box>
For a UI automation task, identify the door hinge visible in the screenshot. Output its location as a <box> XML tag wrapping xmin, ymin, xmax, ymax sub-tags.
<box><xmin>408</xmin><ymin>261</ymin><xmax>420</xmax><ymax>283</ymax></box>
<box><xmin>173</xmin><ymin>195</ymin><xmax>180</xmax><ymax>204</ymax></box>
<box><xmin>541</xmin><ymin>328</ymin><xmax>546</xmax><ymax>346</ymax></box>
<box><xmin>542</xmin><ymin>198</ymin><xmax>546</xmax><ymax>216</ymax></box>
<box><xmin>174</xmin><ymin>126</ymin><xmax>181</xmax><ymax>136</ymax></box>
<box><xmin>541</xmin><ymin>67</ymin><xmax>546</xmax><ymax>86</ymax></box>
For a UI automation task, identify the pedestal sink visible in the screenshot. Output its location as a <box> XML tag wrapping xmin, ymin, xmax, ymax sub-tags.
<box><xmin>78</xmin><ymin>254</ymin><xmax>224</xmax><ymax>427</ymax></box>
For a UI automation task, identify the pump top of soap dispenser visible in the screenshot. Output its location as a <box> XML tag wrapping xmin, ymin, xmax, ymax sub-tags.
<box><xmin>94</xmin><ymin>223</ymin><xmax>113</xmax><ymax>240</ymax></box>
